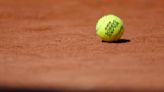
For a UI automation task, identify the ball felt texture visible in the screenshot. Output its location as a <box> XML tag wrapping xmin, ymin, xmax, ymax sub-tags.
<box><xmin>96</xmin><ymin>15</ymin><xmax>124</xmax><ymax>42</ymax></box>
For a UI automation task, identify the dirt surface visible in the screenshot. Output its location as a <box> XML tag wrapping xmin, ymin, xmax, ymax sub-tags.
<box><xmin>0</xmin><ymin>0</ymin><xmax>164</xmax><ymax>91</ymax></box>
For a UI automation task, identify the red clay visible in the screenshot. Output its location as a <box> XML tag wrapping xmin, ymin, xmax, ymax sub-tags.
<box><xmin>0</xmin><ymin>0</ymin><xmax>164</xmax><ymax>91</ymax></box>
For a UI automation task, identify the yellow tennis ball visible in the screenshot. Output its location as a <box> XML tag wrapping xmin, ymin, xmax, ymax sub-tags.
<box><xmin>96</xmin><ymin>14</ymin><xmax>124</xmax><ymax>42</ymax></box>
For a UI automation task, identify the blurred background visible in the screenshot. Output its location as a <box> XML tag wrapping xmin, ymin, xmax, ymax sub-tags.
<box><xmin>0</xmin><ymin>0</ymin><xmax>164</xmax><ymax>92</ymax></box>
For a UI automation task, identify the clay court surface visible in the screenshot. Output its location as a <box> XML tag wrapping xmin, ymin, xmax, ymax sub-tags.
<box><xmin>0</xmin><ymin>0</ymin><xmax>164</xmax><ymax>91</ymax></box>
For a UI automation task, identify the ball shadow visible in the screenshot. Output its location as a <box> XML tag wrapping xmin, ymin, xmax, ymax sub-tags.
<box><xmin>102</xmin><ymin>39</ymin><xmax>130</xmax><ymax>44</ymax></box>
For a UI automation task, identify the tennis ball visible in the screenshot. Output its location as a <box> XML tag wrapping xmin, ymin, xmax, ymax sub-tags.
<box><xmin>96</xmin><ymin>14</ymin><xmax>124</xmax><ymax>42</ymax></box>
